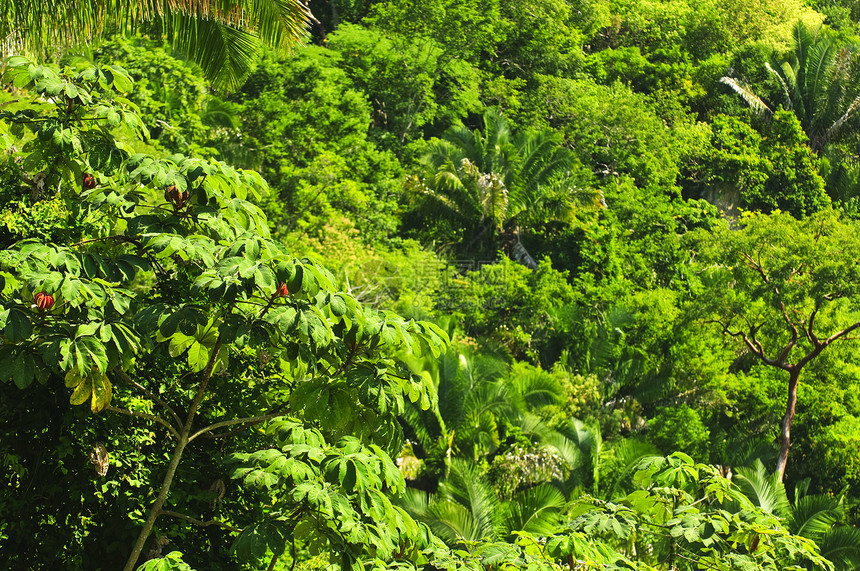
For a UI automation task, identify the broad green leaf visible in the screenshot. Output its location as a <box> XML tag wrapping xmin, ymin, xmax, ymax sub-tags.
<box><xmin>11</xmin><ymin>352</ymin><xmax>35</xmax><ymax>389</ymax></box>
<box><xmin>187</xmin><ymin>341</ymin><xmax>211</xmax><ymax>373</ymax></box>
<box><xmin>5</xmin><ymin>309</ymin><xmax>32</xmax><ymax>343</ymax></box>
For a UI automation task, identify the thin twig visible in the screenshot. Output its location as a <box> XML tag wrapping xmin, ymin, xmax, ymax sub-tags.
<box><xmin>188</xmin><ymin>412</ymin><xmax>289</xmax><ymax>443</ymax></box>
<box><xmin>71</xmin><ymin>235</ymin><xmax>140</xmax><ymax>248</ymax></box>
<box><xmin>158</xmin><ymin>510</ymin><xmax>242</xmax><ymax>533</ymax></box>
<box><xmin>116</xmin><ymin>370</ymin><xmax>183</xmax><ymax>428</ymax></box>
<box><xmin>105</xmin><ymin>405</ymin><xmax>180</xmax><ymax>441</ymax></box>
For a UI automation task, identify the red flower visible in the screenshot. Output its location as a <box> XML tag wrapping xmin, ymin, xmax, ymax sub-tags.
<box><xmin>35</xmin><ymin>292</ymin><xmax>54</xmax><ymax>311</ymax></box>
<box><xmin>82</xmin><ymin>173</ymin><xmax>97</xmax><ymax>190</ymax></box>
<box><xmin>277</xmin><ymin>283</ymin><xmax>289</xmax><ymax>297</ymax></box>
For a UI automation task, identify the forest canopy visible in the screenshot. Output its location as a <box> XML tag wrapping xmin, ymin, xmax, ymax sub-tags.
<box><xmin>3</xmin><ymin>0</ymin><xmax>860</xmax><ymax>570</ymax></box>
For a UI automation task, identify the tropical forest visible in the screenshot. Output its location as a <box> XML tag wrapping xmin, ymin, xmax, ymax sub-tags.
<box><xmin>4</xmin><ymin>0</ymin><xmax>860</xmax><ymax>570</ymax></box>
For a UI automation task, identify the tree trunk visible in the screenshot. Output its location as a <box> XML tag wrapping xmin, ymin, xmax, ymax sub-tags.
<box><xmin>775</xmin><ymin>368</ymin><xmax>800</xmax><ymax>482</ymax></box>
<box><xmin>122</xmin><ymin>436</ymin><xmax>190</xmax><ymax>571</ymax></box>
<box><xmin>122</xmin><ymin>338</ymin><xmax>225</xmax><ymax>571</ymax></box>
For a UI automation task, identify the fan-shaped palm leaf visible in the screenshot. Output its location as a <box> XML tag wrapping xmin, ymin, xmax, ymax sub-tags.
<box><xmin>788</xmin><ymin>493</ymin><xmax>842</xmax><ymax>538</ymax></box>
<box><xmin>503</xmin><ymin>484</ymin><xmax>566</xmax><ymax>536</ymax></box>
<box><xmin>555</xmin><ymin>418</ymin><xmax>601</xmax><ymax>490</ymax></box>
<box><xmin>434</xmin><ymin>459</ymin><xmax>502</xmax><ymax>542</ymax></box>
<box><xmin>517</xmin><ymin>414</ymin><xmax>582</xmax><ymax>471</ymax></box>
<box><xmin>734</xmin><ymin>459</ymin><xmax>790</xmax><ymax>517</ymax></box>
<box><xmin>425</xmin><ymin>499</ymin><xmax>489</xmax><ymax>544</ymax></box>
<box><xmin>506</xmin><ymin>367</ymin><xmax>565</xmax><ymax>411</ymax></box>
<box><xmin>601</xmin><ymin>439</ymin><xmax>659</xmax><ymax>498</ymax></box>
<box><xmin>815</xmin><ymin>526</ymin><xmax>860</xmax><ymax>570</ymax></box>
<box><xmin>722</xmin><ymin>434</ymin><xmax>777</xmax><ymax>470</ymax></box>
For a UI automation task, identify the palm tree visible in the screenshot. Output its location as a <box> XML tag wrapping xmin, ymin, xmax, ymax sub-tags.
<box><xmin>400</xmin><ymin>347</ymin><xmax>512</xmax><ymax>470</ymax></box>
<box><xmin>736</xmin><ymin>460</ymin><xmax>860</xmax><ymax>570</ymax></box>
<box><xmin>397</xmin><ymin>458</ymin><xmax>565</xmax><ymax>546</ymax></box>
<box><xmin>0</xmin><ymin>0</ymin><xmax>309</xmax><ymax>90</ymax></box>
<box><xmin>413</xmin><ymin>107</ymin><xmax>597</xmax><ymax>263</ymax></box>
<box><xmin>721</xmin><ymin>21</ymin><xmax>860</xmax><ymax>152</ymax></box>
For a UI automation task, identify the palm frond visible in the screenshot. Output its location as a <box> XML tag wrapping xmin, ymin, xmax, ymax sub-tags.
<box><xmin>510</xmin><ymin>239</ymin><xmax>538</xmax><ymax>269</ymax></box>
<box><xmin>476</xmin><ymin>171</ymin><xmax>509</xmax><ymax>230</ymax></box>
<box><xmin>541</xmin><ymin>431</ymin><xmax>584</xmax><ymax>470</ymax></box>
<box><xmin>0</xmin><ymin>0</ymin><xmax>309</xmax><ymax>90</ymax></box>
<box><xmin>457</xmin><ymin>410</ymin><xmax>501</xmax><ymax>459</ymax></box>
<box><xmin>169</xmin><ymin>15</ymin><xmax>260</xmax><ymax>91</ymax></box>
<box><xmin>805</xmin><ymin>36</ymin><xmax>837</xmax><ymax>131</ymax></box>
<box><xmin>556</xmin><ymin>418</ymin><xmax>603</xmax><ymax>491</ymax></box>
<box><xmin>722</xmin><ymin>434</ymin><xmax>777</xmax><ymax>469</ymax></box>
<box><xmin>825</xmin><ymin>96</ymin><xmax>860</xmax><ymax>145</ymax></box>
<box><xmin>721</xmin><ymin>76</ymin><xmax>774</xmax><ymax>118</ymax></box>
<box><xmin>514</xmin><ymin>130</ymin><xmax>569</xmax><ymax>193</ymax></box>
<box><xmin>789</xmin><ymin>494</ymin><xmax>842</xmax><ymax>538</ymax></box>
<box><xmin>0</xmin><ymin>0</ymin><xmax>102</xmax><ymax>56</ymax></box>
<box><xmin>775</xmin><ymin>61</ymin><xmax>803</xmax><ymax>114</ymax></box>
<box><xmin>396</xmin><ymin>487</ymin><xmax>433</xmax><ymax>518</ymax></box>
<box><xmin>601</xmin><ymin>440</ymin><xmax>659</xmax><ymax>498</ymax></box>
<box><xmin>245</xmin><ymin>0</ymin><xmax>310</xmax><ymax>49</ymax></box>
<box><xmin>506</xmin><ymin>366</ymin><xmax>564</xmax><ymax>411</ymax></box>
<box><xmin>436</xmin><ymin>459</ymin><xmax>502</xmax><ymax>541</ymax></box>
<box><xmin>503</xmin><ymin>484</ymin><xmax>565</xmax><ymax>536</ymax></box>
<box><xmin>734</xmin><ymin>459</ymin><xmax>789</xmax><ymax>517</ymax></box>
<box><xmin>400</xmin><ymin>402</ymin><xmax>437</xmax><ymax>450</ymax></box>
<box><xmin>482</xmin><ymin>107</ymin><xmax>514</xmax><ymax>174</ymax></box>
<box><xmin>815</xmin><ymin>526</ymin><xmax>860</xmax><ymax>570</ymax></box>
<box><xmin>559</xmin><ymin>418</ymin><xmax>599</xmax><ymax>455</ymax></box>
<box><xmin>426</xmin><ymin>499</ymin><xmax>485</xmax><ymax>544</ymax></box>
<box><xmin>463</xmin><ymin>379</ymin><xmax>511</xmax><ymax>419</ymax></box>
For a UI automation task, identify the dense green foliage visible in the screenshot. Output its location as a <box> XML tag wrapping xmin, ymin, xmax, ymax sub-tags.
<box><xmin>6</xmin><ymin>0</ymin><xmax>860</xmax><ymax>569</ymax></box>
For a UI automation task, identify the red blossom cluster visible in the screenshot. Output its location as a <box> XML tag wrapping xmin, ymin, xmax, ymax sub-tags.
<box><xmin>35</xmin><ymin>292</ymin><xmax>54</xmax><ymax>311</ymax></box>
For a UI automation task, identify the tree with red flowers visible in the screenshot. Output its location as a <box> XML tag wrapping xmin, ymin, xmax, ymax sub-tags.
<box><xmin>0</xmin><ymin>57</ymin><xmax>449</xmax><ymax>571</ymax></box>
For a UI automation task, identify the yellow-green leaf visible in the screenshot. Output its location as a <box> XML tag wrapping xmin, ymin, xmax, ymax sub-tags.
<box><xmin>91</xmin><ymin>374</ymin><xmax>112</xmax><ymax>413</ymax></box>
<box><xmin>70</xmin><ymin>375</ymin><xmax>93</xmax><ymax>405</ymax></box>
<box><xmin>188</xmin><ymin>341</ymin><xmax>211</xmax><ymax>373</ymax></box>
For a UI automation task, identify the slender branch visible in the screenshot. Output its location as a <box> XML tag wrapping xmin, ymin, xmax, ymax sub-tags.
<box><xmin>786</xmin><ymin>263</ymin><xmax>805</xmax><ymax>283</ymax></box>
<box><xmin>116</xmin><ymin>369</ymin><xmax>183</xmax><ymax>429</ymax></box>
<box><xmin>807</xmin><ymin>306</ymin><xmax>820</xmax><ymax>346</ymax></box>
<box><xmin>7</xmin><ymin>116</ymin><xmax>110</xmax><ymax>125</ymax></box>
<box><xmin>289</xmin><ymin>534</ymin><xmax>298</xmax><ymax>571</ymax></box>
<box><xmin>822</xmin><ymin>320</ymin><xmax>860</xmax><ymax>346</ymax></box>
<box><xmin>717</xmin><ymin>321</ymin><xmax>785</xmax><ymax>369</ymax></box>
<box><xmin>105</xmin><ymin>405</ymin><xmax>180</xmax><ymax>441</ymax></box>
<box><xmin>158</xmin><ymin>510</ymin><xmax>242</xmax><ymax>533</ymax></box>
<box><xmin>775</xmin><ymin>302</ymin><xmax>798</xmax><ymax>363</ymax></box>
<box><xmin>741</xmin><ymin>251</ymin><xmax>770</xmax><ymax>284</ymax></box>
<box><xmin>779</xmin><ymin>301</ymin><xmax>798</xmax><ymax>339</ymax></box>
<box><xmin>188</xmin><ymin>412</ymin><xmax>289</xmax><ymax>443</ymax></box>
<box><xmin>71</xmin><ymin>235</ymin><xmax>141</xmax><ymax>248</ymax></box>
<box><xmin>749</xmin><ymin>327</ymin><xmax>776</xmax><ymax>365</ymax></box>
